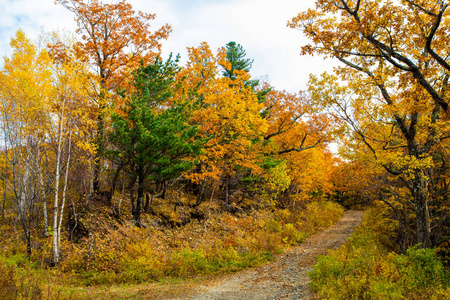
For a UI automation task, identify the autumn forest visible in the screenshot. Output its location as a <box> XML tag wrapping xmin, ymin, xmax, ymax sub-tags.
<box><xmin>1</xmin><ymin>0</ymin><xmax>450</xmax><ymax>299</ymax></box>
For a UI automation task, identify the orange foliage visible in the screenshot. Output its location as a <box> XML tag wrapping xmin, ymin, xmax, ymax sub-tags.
<box><xmin>264</xmin><ymin>89</ymin><xmax>332</xmax><ymax>155</ymax></box>
<box><xmin>181</xmin><ymin>43</ymin><xmax>268</xmax><ymax>185</ymax></box>
<box><xmin>54</xmin><ymin>0</ymin><xmax>171</xmax><ymax>92</ymax></box>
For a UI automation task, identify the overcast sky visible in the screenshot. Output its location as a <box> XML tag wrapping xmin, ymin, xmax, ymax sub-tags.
<box><xmin>0</xmin><ymin>0</ymin><xmax>335</xmax><ymax>93</ymax></box>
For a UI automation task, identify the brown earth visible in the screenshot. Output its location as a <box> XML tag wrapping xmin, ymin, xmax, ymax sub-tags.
<box><xmin>94</xmin><ymin>210</ymin><xmax>363</xmax><ymax>300</ymax></box>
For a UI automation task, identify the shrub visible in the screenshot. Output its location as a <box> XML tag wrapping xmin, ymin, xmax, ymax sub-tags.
<box><xmin>309</xmin><ymin>204</ymin><xmax>450</xmax><ymax>299</ymax></box>
<box><xmin>43</xmin><ymin>200</ymin><xmax>344</xmax><ymax>286</ymax></box>
<box><xmin>0</xmin><ymin>262</ymin><xmax>17</xmax><ymax>299</ymax></box>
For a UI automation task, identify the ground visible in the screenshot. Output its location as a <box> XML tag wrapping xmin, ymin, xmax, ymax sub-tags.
<box><xmin>90</xmin><ymin>210</ymin><xmax>363</xmax><ymax>299</ymax></box>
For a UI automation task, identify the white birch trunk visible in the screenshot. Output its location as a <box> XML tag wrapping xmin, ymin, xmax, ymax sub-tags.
<box><xmin>58</xmin><ymin>131</ymin><xmax>72</xmax><ymax>250</ymax></box>
<box><xmin>39</xmin><ymin>167</ymin><xmax>49</xmax><ymax>236</ymax></box>
<box><xmin>52</xmin><ymin>104</ymin><xmax>65</xmax><ymax>265</ymax></box>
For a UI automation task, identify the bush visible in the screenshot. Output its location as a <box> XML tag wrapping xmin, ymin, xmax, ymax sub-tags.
<box><xmin>0</xmin><ymin>255</ymin><xmax>83</xmax><ymax>300</ymax></box>
<box><xmin>48</xmin><ymin>200</ymin><xmax>344</xmax><ymax>286</ymax></box>
<box><xmin>309</xmin><ymin>204</ymin><xmax>450</xmax><ymax>299</ymax></box>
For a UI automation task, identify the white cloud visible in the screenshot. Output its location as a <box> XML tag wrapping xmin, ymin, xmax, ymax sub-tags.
<box><xmin>0</xmin><ymin>0</ymin><xmax>335</xmax><ymax>93</ymax></box>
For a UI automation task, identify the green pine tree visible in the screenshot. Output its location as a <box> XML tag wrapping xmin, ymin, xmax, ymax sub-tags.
<box><xmin>107</xmin><ymin>56</ymin><xmax>204</xmax><ymax>225</ymax></box>
<box><xmin>221</xmin><ymin>41</ymin><xmax>271</xmax><ymax>104</ymax></box>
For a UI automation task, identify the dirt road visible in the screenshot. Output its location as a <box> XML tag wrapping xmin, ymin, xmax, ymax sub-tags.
<box><xmin>95</xmin><ymin>210</ymin><xmax>364</xmax><ymax>299</ymax></box>
<box><xmin>189</xmin><ymin>210</ymin><xmax>364</xmax><ymax>300</ymax></box>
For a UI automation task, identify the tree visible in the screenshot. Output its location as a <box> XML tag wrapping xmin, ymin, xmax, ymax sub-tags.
<box><xmin>182</xmin><ymin>43</ymin><xmax>269</xmax><ymax>205</ymax></box>
<box><xmin>221</xmin><ymin>42</ymin><xmax>253</xmax><ymax>79</ymax></box>
<box><xmin>263</xmin><ymin>88</ymin><xmax>332</xmax><ymax>155</ymax></box>
<box><xmin>107</xmin><ymin>56</ymin><xmax>204</xmax><ymax>225</ymax></box>
<box><xmin>48</xmin><ymin>48</ymin><xmax>94</xmax><ymax>265</ymax></box>
<box><xmin>289</xmin><ymin>0</ymin><xmax>450</xmax><ymax>112</ymax></box>
<box><xmin>308</xmin><ymin>64</ymin><xmax>450</xmax><ymax>249</ymax></box>
<box><xmin>290</xmin><ymin>0</ymin><xmax>450</xmax><ymax>249</ymax></box>
<box><xmin>0</xmin><ymin>30</ymin><xmax>54</xmax><ymax>256</ymax></box>
<box><xmin>0</xmin><ymin>31</ymin><xmax>93</xmax><ymax>261</ymax></box>
<box><xmin>54</xmin><ymin>0</ymin><xmax>172</xmax><ymax>193</ymax></box>
<box><xmin>221</xmin><ymin>41</ymin><xmax>269</xmax><ymax>102</ymax></box>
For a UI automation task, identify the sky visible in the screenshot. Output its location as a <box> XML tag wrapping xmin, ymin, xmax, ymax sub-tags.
<box><xmin>0</xmin><ymin>0</ymin><xmax>335</xmax><ymax>94</ymax></box>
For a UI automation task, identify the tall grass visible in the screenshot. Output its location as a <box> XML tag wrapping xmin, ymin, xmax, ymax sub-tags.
<box><xmin>309</xmin><ymin>202</ymin><xmax>450</xmax><ymax>299</ymax></box>
<box><xmin>0</xmin><ymin>200</ymin><xmax>344</xmax><ymax>290</ymax></box>
<box><xmin>58</xmin><ymin>200</ymin><xmax>343</xmax><ymax>285</ymax></box>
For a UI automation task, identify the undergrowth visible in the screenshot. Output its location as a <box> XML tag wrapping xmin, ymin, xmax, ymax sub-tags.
<box><xmin>58</xmin><ymin>200</ymin><xmax>342</xmax><ymax>285</ymax></box>
<box><xmin>309</xmin><ymin>202</ymin><xmax>450</xmax><ymax>299</ymax></box>
<box><xmin>0</xmin><ymin>256</ymin><xmax>92</xmax><ymax>300</ymax></box>
<box><xmin>0</xmin><ymin>200</ymin><xmax>343</xmax><ymax>296</ymax></box>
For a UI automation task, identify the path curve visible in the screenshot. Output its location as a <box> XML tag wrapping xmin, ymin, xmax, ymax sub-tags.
<box><xmin>190</xmin><ymin>210</ymin><xmax>364</xmax><ymax>300</ymax></box>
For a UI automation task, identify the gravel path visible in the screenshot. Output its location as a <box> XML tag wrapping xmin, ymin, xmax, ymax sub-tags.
<box><xmin>97</xmin><ymin>210</ymin><xmax>364</xmax><ymax>299</ymax></box>
<box><xmin>189</xmin><ymin>210</ymin><xmax>364</xmax><ymax>300</ymax></box>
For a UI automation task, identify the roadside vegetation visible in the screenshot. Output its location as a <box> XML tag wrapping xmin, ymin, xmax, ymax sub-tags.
<box><xmin>0</xmin><ymin>199</ymin><xmax>343</xmax><ymax>299</ymax></box>
<box><xmin>310</xmin><ymin>202</ymin><xmax>450</xmax><ymax>299</ymax></box>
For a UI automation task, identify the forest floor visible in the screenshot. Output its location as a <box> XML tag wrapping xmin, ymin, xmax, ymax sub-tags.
<box><xmin>89</xmin><ymin>210</ymin><xmax>364</xmax><ymax>299</ymax></box>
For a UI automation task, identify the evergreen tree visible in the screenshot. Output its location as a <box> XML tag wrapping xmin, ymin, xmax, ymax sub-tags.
<box><xmin>107</xmin><ymin>56</ymin><xmax>204</xmax><ymax>225</ymax></box>
<box><xmin>221</xmin><ymin>41</ymin><xmax>270</xmax><ymax>103</ymax></box>
<box><xmin>222</xmin><ymin>41</ymin><xmax>254</xmax><ymax>80</ymax></box>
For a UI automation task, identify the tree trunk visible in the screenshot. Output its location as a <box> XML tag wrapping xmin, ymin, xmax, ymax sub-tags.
<box><xmin>108</xmin><ymin>163</ymin><xmax>123</xmax><ymax>203</ymax></box>
<box><xmin>144</xmin><ymin>193</ymin><xmax>151</xmax><ymax>212</ymax></box>
<box><xmin>93</xmin><ymin>90</ymin><xmax>106</xmax><ymax>194</ymax></box>
<box><xmin>38</xmin><ymin>168</ymin><xmax>49</xmax><ymax>236</ymax></box>
<box><xmin>58</xmin><ymin>133</ymin><xmax>72</xmax><ymax>252</ymax></box>
<box><xmin>20</xmin><ymin>214</ymin><xmax>32</xmax><ymax>256</ymax></box>
<box><xmin>225</xmin><ymin>175</ymin><xmax>230</xmax><ymax>205</ymax></box>
<box><xmin>52</xmin><ymin>148</ymin><xmax>61</xmax><ymax>264</ymax></box>
<box><xmin>2</xmin><ymin>179</ymin><xmax>6</xmax><ymax>216</ymax></box>
<box><xmin>20</xmin><ymin>165</ymin><xmax>32</xmax><ymax>256</ymax></box>
<box><xmin>194</xmin><ymin>180</ymin><xmax>207</xmax><ymax>207</ymax></box>
<box><xmin>128</xmin><ymin>174</ymin><xmax>137</xmax><ymax>218</ymax></box>
<box><xmin>133</xmin><ymin>173</ymin><xmax>144</xmax><ymax>226</ymax></box>
<box><xmin>93</xmin><ymin>143</ymin><xmax>101</xmax><ymax>194</ymax></box>
<box><xmin>52</xmin><ymin>108</ymin><xmax>66</xmax><ymax>265</ymax></box>
<box><xmin>411</xmin><ymin>170</ymin><xmax>431</xmax><ymax>248</ymax></box>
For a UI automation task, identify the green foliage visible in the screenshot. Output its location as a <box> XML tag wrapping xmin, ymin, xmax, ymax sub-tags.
<box><xmin>220</xmin><ymin>41</ymin><xmax>271</xmax><ymax>102</ymax></box>
<box><xmin>221</xmin><ymin>41</ymin><xmax>254</xmax><ymax>80</ymax></box>
<box><xmin>107</xmin><ymin>55</ymin><xmax>205</xmax><ymax>223</ymax></box>
<box><xmin>167</xmin><ymin>247</ymin><xmax>271</xmax><ymax>277</ymax></box>
<box><xmin>109</xmin><ymin>56</ymin><xmax>204</xmax><ymax>183</ymax></box>
<box><xmin>0</xmin><ymin>254</ymin><xmax>85</xmax><ymax>300</ymax></box>
<box><xmin>309</xmin><ymin>205</ymin><xmax>450</xmax><ymax>299</ymax></box>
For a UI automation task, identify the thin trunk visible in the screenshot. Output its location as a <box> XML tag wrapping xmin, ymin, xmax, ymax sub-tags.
<box><xmin>144</xmin><ymin>193</ymin><xmax>150</xmax><ymax>212</ymax></box>
<box><xmin>58</xmin><ymin>132</ymin><xmax>72</xmax><ymax>250</ymax></box>
<box><xmin>129</xmin><ymin>174</ymin><xmax>137</xmax><ymax>218</ymax></box>
<box><xmin>202</xmin><ymin>185</ymin><xmax>216</xmax><ymax>236</ymax></box>
<box><xmin>20</xmin><ymin>215</ymin><xmax>32</xmax><ymax>256</ymax></box>
<box><xmin>161</xmin><ymin>182</ymin><xmax>167</xmax><ymax>200</ymax></box>
<box><xmin>43</xmin><ymin>195</ymin><xmax>49</xmax><ymax>236</ymax></box>
<box><xmin>134</xmin><ymin>172</ymin><xmax>144</xmax><ymax>226</ymax></box>
<box><xmin>52</xmin><ymin>107</ymin><xmax>65</xmax><ymax>265</ymax></box>
<box><xmin>193</xmin><ymin>180</ymin><xmax>207</xmax><ymax>207</ymax></box>
<box><xmin>108</xmin><ymin>163</ymin><xmax>123</xmax><ymax>203</ymax></box>
<box><xmin>2</xmin><ymin>179</ymin><xmax>6</xmax><ymax>216</ymax></box>
<box><xmin>93</xmin><ymin>89</ymin><xmax>106</xmax><ymax>194</ymax></box>
<box><xmin>144</xmin><ymin>192</ymin><xmax>161</xmax><ymax>213</ymax></box>
<box><xmin>225</xmin><ymin>176</ymin><xmax>229</xmax><ymax>205</ymax></box>
<box><xmin>20</xmin><ymin>165</ymin><xmax>31</xmax><ymax>256</ymax></box>
<box><xmin>93</xmin><ymin>155</ymin><xmax>101</xmax><ymax>194</ymax></box>
<box><xmin>38</xmin><ymin>167</ymin><xmax>49</xmax><ymax>236</ymax></box>
<box><xmin>402</xmin><ymin>201</ymin><xmax>410</xmax><ymax>253</ymax></box>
